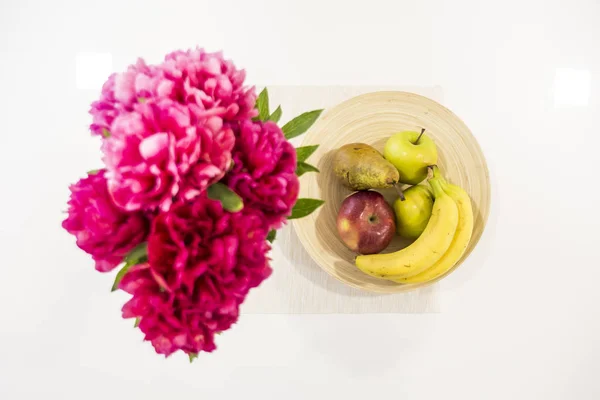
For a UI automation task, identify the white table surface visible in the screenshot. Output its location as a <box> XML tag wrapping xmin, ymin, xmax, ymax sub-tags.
<box><xmin>1</xmin><ymin>0</ymin><xmax>599</xmax><ymax>398</ymax></box>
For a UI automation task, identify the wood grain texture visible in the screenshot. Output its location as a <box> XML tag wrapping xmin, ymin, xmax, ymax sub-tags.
<box><xmin>293</xmin><ymin>91</ymin><xmax>491</xmax><ymax>294</ymax></box>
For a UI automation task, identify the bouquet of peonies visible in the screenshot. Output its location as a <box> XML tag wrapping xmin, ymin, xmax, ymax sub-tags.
<box><xmin>63</xmin><ymin>48</ymin><xmax>323</xmax><ymax>360</ymax></box>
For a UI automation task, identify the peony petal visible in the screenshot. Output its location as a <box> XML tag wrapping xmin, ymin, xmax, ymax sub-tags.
<box><xmin>156</xmin><ymin>79</ymin><xmax>174</xmax><ymax>97</ymax></box>
<box><xmin>205</xmin><ymin>116</ymin><xmax>223</xmax><ymax>134</ymax></box>
<box><xmin>203</xmin><ymin>57</ymin><xmax>221</xmax><ymax>75</ymax></box>
<box><xmin>134</xmin><ymin>73</ymin><xmax>154</xmax><ymax>94</ymax></box>
<box><xmin>139</xmin><ymin>133</ymin><xmax>169</xmax><ymax>160</ymax></box>
<box><xmin>216</xmin><ymin>76</ymin><xmax>233</xmax><ymax>98</ymax></box>
<box><xmin>94</xmin><ymin>258</ymin><xmax>120</xmax><ymax>272</ymax></box>
<box><xmin>152</xmin><ymin>336</ymin><xmax>174</xmax><ymax>355</ymax></box>
<box><xmin>114</xmin><ymin>72</ymin><xmax>136</xmax><ymax>104</ymax></box>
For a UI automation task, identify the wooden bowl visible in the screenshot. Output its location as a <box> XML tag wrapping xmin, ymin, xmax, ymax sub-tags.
<box><xmin>292</xmin><ymin>91</ymin><xmax>490</xmax><ymax>293</ymax></box>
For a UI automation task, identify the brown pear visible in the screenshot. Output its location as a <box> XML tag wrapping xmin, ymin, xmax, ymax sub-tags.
<box><xmin>333</xmin><ymin>143</ymin><xmax>399</xmax><ymax>190</ymax></box>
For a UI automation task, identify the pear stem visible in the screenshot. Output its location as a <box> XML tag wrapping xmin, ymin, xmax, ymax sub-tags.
<box><xmin>414</xmin><ymin>128</ymin><xmax>426</xmax><ymax>145</ymax></box>
<box><xmin>394</xmin><ymin>184</ymin><xmax>406</xmax><ymax>201</ymax></box>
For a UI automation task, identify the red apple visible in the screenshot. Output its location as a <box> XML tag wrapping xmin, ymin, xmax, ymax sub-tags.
<box><xmin>337</xmin><ymin>191</ymin><xmax>396</xmax><ymax>254</ymax></box>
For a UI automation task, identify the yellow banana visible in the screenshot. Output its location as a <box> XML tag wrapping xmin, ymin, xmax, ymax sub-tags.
<box><xmin>392</xmin><ymin>175</ymin><xmax>473</xmax><ymax>284</ymax></box>
<box><xmin>355</xmin><ymin>178</ymin><xmax>459</xmax><ymax>279</ymax></box>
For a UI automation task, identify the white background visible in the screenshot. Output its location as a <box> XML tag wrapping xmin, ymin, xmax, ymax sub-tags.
<box><xmin>1</xmin><ymin>0</ymin><xmax>600</xmax><ymax>398</ymax></box>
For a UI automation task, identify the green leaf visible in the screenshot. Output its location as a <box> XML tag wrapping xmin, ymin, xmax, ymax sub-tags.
<box><xmin>288</xmin><ymin>198</ymin><xmax>325</xmax><ymax>220</ymax></box>
<box><xmin>111</xmin><ymin>262</ymin><xmax>134</xmax><ymax>292</ymax></box>
<box><xmin>255</xmin><ymin>88</ymin><xmax>270</xmax><ymax>121</ymax></box>
<box><xmin>268</xmin><ymin>106</ymin><xmax>282</xmax><ymax>123</ymax></box>
<box><xmin>207</xmin><ymin>183</ymin><xmax>244</xmax><ymax>212</ymax></box>
<box><xmin>87</xmin><ymin>169</ymin><xmax>101</xmax><ymax>175</ymax></box>
<box><xmin>267</xmin><ymin>230</ymin><xmax>277</xmax><ymax>243</ymax></box>
<box><xmin>296</xmin><ymin>162</ymin><xmax>319</xmax><ymax>176</ymax></box>
<box><xmin>189</xmin><ymin>353</ymin><xmax>198</xmax><ymax>363</ymax></box>
<box><xmin>134</xmin><ymin>317</ymin><xmax>141</xmax><ymax>328</ymax></box>
<box><xmin>295</xmin><ymin>145</ymin><xmax>319</xmax><ymax>162</ymax></box>
<box><xmin>282</xmin><ymin>109</ymin><xmax>323</xmax><ymax>139</ymax></box>
<box><xmin>102</xmin><ymin>128</ymin><xmax>111</xmax><ymax>138</ymax></box>
<box><xmin>124</xmin><ymin>242</ymin><xmax>148</xmax><ymax>265</ymax></box>
<box><xmin>111</xmin><ymin>243</ymin><xmax>148</xmax><ymax>292</ymax></box>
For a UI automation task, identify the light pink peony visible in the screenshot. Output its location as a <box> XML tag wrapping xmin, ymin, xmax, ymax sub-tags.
<box><xmin>62</xmin><ymin>170</ymin><xmax>149</xmax><ymax>272</ymax></box>
<box><xmin>90</xmin><ymin>50</ymin><xmax>256</xmax><ymax>138</ymax></box>
<box><xmin>161</xmin><ymin>48</ymin><xmax>257</xmax><ymax>122</ymax></box>
<box><xmin>90</xmin><ymin>59</ymin><xmax>173</xmax><ymax>137</ymax></box>
<box><xmin>119</xmin><ymin>197</ymin><xmax>271</xmax><ymax>356</ymax></box>
<box><xmin>225</xmin><ymin>120</ymin><xmax>299</xmax><ymax>229</ymax></box>
<box><xmin>102</xmin><ymin>98</ymin><xmax>235</xmax><ymax>212</ymax></box>
<box><xmin>93</xmin><ymin>48</ymin><xmax>256</xmax><ymax>211</ymax></box>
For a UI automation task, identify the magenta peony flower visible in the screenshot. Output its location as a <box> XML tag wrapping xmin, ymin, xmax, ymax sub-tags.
<box><xmin>93</xmin><ymin>48</ymin><xmax>256</xmax><ymax>211</ymax></box>
<box><xmin>148</xmin><ymin>196</ymin><xmax>272</xmax><ymax>294</ymax></box>
<box><xmin>119</xmin><ymin>197</ymin><xmax>271</xmax><ymax>356</ymax></box>
<box><xmin>118</xmin><ymin>263</ymin><xmax>237</xmax><ymax>356</ymax></box>
<box><xmin>225</xmin><ymin>120</ymin><xmax>299</xmax><ymax>229</ymax></box>
<box><xmin>62</xmin><ymin>170</ymin><xmax>149</xmax><ymax>272</ymax></box>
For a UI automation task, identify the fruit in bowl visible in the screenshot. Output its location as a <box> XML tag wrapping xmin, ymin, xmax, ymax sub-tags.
<box><xmin>392</xmin><ymin>169</ymin><xmax>474</xmax><ymax>284</ymax></box>
<box><xmin>291</xmin><ymin>91</ymin><xmax>490</xmax><ymax>293</ymax></box>
<box><xmin>393</xmin><ymin>185</ymin><xmax>434</xmax><ymax>239</ymax></box>
<box><xmin>355</xmin><ymin>171</ymin><xmax>459</xmax><ymax>278</ymax></box>
<box><xmin>333</xmin><ymin>143</ymin><xmax>399</xmax><ymax>190</ymax></box>
<box><xmin>355</xmin><ymin>167</ymin><xmax>473</xmax><ymax>284</ymax></box>
<box><xmin>337</xmin><ymin>191</ymin><xmax>395</xmax><ymax>255</ymax></box>
<box><xmin>384</xmin><ymin>129</ymin><xmax>438</xmax><ymax>184</ymax></box>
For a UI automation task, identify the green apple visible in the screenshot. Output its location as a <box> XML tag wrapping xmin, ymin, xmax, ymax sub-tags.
<box><xmin>383</xmin><ymin>129</ymin><xmax>438</xmax><ymax>184</ymax></box>
<box><xmin>393</xmin><ymin>185</ymin><xmax>434</xmax><ymax>239</ymax></box>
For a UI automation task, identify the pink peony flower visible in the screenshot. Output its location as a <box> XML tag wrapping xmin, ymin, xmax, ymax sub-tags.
<box><xmin>161</xmin><ymin>48</ymin><xmax>257</xmax><ymax>122</ymax></box>
<box><xmin>62</xmin><ymin>170</ymin><xmax>149</xmax><ymax>272</ymax></box>
<box><xmin>94</xmin><ymin>48</ymin><xmax>256</xmax><ymax>211</ymax></box>
<box><xmin>225</xmin><ymin>120</ymin><xmax>299</xmax><ymax>229</ymax></box>
<box><xmin>119</xmin><ymin>197</ymin><xmax>271</xmax><ymax>356</ymax></box>
<box><xmin>102</xmin><ymin>98</ymin><xmax>235</xmax><ymax>212</ymax></box>
<box><xmin>90</xmin><ymin>59</ymin><xmax>173</xmax><ymax>137</ymax></box>
<box><xmin>91</xmin><ymin>49</ymin><xmax>256</xmax><ymax>137</ymax></box>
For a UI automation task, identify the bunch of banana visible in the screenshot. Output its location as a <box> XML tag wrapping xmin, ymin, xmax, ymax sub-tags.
<box><xmin>355</xmin><ymin>167</ymin><xmax>473</xmax><ymax>284</ymax></box>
